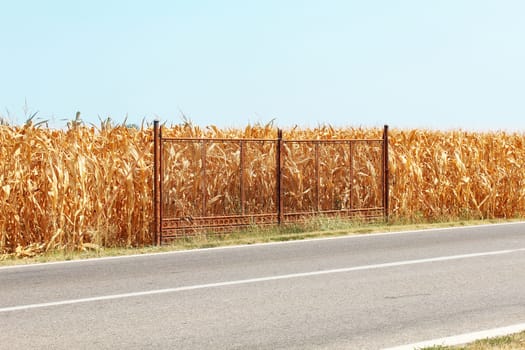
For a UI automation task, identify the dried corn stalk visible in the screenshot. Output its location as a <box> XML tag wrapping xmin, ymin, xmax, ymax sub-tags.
<box><xmin>1</xmin><ymin>122</ymin><xmax>524</xmax><ymax>254</ymax></box>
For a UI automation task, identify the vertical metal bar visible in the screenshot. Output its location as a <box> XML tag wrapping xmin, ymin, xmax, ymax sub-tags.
<box><xmin>383</xmin><ymin>125</ymin><xmax>390</xmax><ymax>222</ymax></box>
<box><xmin>239</xmin><ymin>140</ymin><xmax>245</xmax><ymax>215</ymax></box>
<box><xmin>159</xmin><ymin>125</ymin><xmax>164</xmax><ymax>245</ymax></box>
<box><xmin>276</xmin><ymin>129</ymin><xmax>283</xmax><ymax>225</ymax></box>
<box><xmin>349</xmin><ymin>141</ymin><xmax>354</xmax><ymax>213</ymax></box>
<box><xmin>201</xmin><ymin>140</ymin><xmax>207</xmax><ymax>217</ymax></box>
<box><xmin>153</xmin><ymin>120</ymin><xmax>160</xmax><ymax>245</ymax></box>
<box><xmin>315</xmin><ymin>141</ymin><xmax>320</xmax><ymax>213</ymax></box>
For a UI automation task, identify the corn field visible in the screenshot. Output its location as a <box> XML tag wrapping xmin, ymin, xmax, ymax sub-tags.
<box><xmin>1</xmin><ymin>122</ymin><xmax>525</xmax><ymax>254</ymax></box>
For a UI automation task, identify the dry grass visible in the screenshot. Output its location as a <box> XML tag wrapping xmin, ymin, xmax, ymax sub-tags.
<box><xmin>1</xmin><ymin>121</ymin><xmax>525</xmax><ymax>254</ymax></box>
<box><xmin>421</xmin><ymin>330</ymin><xmax>525</xmax><ymax>349</ymax></box>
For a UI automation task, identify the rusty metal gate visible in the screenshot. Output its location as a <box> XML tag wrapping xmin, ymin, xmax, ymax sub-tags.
<box><xmin>153</xmin><ymin>122</ymin><xmax>389</xmax><ymax>244</ymax></box>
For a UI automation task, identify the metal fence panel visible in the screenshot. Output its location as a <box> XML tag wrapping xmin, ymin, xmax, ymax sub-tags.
<box><xmin>153</xmin><ymin>122</ymin><xmax>389</xmax><ymax>243</ymax></box>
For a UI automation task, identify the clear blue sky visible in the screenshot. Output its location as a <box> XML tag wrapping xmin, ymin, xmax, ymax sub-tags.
<box><xmin>1</xmin><ymin>0</ymin><xmax>525</xmax><ymax>131</ymax></box>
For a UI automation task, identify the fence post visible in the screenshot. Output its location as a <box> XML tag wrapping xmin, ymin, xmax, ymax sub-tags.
<box><xmin>349</xmin><ymin>141</ymin><xmax>354</xmax><ymax>213</ymax></box>
<box><xmin>201</xmin><ymin>140</ymin><xmax>207</xmax><ymax>217</ymax></box>
<box><xmin>383</xmin><ymin>125</ymin><xmax>389</xmax><ymax>222</ymax></box>
<box><xmin>153</xmin><ymin>120</ymin><xmax>161</xmax><ymax>245</ymax></box>
<box><xmin>315</xmin><ymin>141</ymin><xmax>320</xmax><ymax>213</ymax></box>
<box><xmin>159</xmin><ymin>125</ymin><xmax>164</xmax><ymax>244</ymax></box>
<box><xmin>276</xmin><ymin>129</ymin><xmax>283</xmax><ymax>225</ymax></box>
<box><xmin>239</xmin><ymin>140</ymin><xmax>245</xmax><ymax>215</ymax></box>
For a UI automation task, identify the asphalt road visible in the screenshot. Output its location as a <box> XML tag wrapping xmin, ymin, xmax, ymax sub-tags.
<box><xmin>1</xmin><ymin>222</ymin><xmax>525</xmax><ymax>349</ymax></box>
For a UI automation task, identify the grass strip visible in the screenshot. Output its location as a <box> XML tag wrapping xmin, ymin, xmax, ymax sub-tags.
<box><xmin>0</xmin><ymin>218</ymin><xmax>520</xmax><ymax>267</ymax></box>
<box><xmin>420</xmin><ymin>330</ymin><xmax>525</xmax><ymax>349</ymax></box>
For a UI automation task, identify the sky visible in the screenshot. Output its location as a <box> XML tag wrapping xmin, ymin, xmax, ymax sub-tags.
<box><xmin>1</xmin><ymin>0</ymin><xmax>525</xmax><ymax>131</ymax></box>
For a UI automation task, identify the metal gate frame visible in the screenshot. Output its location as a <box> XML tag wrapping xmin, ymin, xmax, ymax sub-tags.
<box><xmin>153</xmin><ymin>121</ymin><xmax>389</xmax><ymax>244</ymax></box>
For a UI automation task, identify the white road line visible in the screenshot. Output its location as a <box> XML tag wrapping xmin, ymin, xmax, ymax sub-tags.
<box><xmin>1</xmin><ymin>247</ymin><xmax>524</xmax><ymax>314</ymax></box>
<box><xmin>2</xmin><ymin>220</ymin><xmax>524</xmax><ymax>270</ymax></box>
<box><xmin>383</xmin><ymin>323</ymin><xmax>525</xmax><ymax>349</ymax></box>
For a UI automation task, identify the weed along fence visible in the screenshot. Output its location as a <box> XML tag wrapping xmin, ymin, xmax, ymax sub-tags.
<box><xmin>153</xmin><ymin>122</ymin><xmax>389</xmax><ymax>243</ymax></box>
